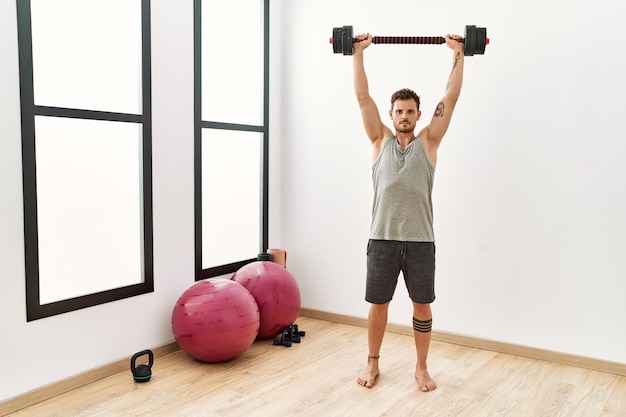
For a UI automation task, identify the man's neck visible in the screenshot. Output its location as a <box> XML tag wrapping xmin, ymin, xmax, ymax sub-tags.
<box><xmin>395</xmin><ymin>131</ymin><xmax>416</xmax><ymax>150</ymax></box>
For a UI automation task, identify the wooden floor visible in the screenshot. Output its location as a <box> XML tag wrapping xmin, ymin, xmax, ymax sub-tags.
<box><xmin>6</xmin><ymin>317</ymin><xmax>626</xmax><ymax>417</ymax></box>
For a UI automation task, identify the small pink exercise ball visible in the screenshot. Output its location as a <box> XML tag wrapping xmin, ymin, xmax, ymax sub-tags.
<box><xmin>231</xmin><ymin>261</ymin><xmax>301</xmax><ymax>339</ymax></box>
<box><xmin>171</xmin><ymin>279</ymin><xmax>259</xmax><ymax>363</ymax></box>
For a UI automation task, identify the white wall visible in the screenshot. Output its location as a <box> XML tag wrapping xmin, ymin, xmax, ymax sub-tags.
<box><xmin>281</xmin><ymin>0</ymin><xmax>626</xmax><ymax>365</ymax></box>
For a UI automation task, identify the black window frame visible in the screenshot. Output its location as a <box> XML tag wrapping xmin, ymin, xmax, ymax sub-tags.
<box><xmin>16</xmin><ymin>0</ymin><xmax>154</xmax><ymax>321</ymax></box>
<box><xmin>194</xmin><ymin>0</ymin><xmax>270</xmax><ymax>280</ymax></box>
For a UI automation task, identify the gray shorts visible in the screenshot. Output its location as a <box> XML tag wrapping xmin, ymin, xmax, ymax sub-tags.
<box><xmin>365</xmin><ymin>239</ymin><xmax>436</xmax><ymax>304</ymax></box>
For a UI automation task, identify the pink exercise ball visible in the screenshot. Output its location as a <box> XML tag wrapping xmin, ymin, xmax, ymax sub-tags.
<box><xmin>231</xmin><ymin>261</ymin><xmax>301</xmax><ymax>339</ymax></box>
<box><xmin>171</xmin><ymin>279</ymin><xmax>259</xmax><ymax>363</ymax></box>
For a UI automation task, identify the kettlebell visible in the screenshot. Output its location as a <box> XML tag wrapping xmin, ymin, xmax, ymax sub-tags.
<box><xmin>130</xmin><ymin>349</ymin><xmax>153</xmax><ymax>383</ymax></box>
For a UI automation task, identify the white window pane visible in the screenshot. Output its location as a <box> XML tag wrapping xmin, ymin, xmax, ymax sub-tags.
<box><xmin>202</xmin><ymin>129</ymin><xmax>261</xmax><ymax>268</ymax></box>
<box><xmin>35</xmin><ymin>116</ymin><xmax>144</xmax><ymax>304</ymax></box>
<box><xmin>30</xmin><ymin>0</ymin><xmax>142</xmax><ymax>114</ymax></box>
<box><xmin>202</xmin><ymin>0</ymin><xmax>264</xmax><ymax>125</ymax></box>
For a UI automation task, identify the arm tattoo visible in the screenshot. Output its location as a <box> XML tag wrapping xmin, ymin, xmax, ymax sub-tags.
<box><xmin>445</xmin><ymin>51</ymin><xmax>461</xmax><ymax>91</ymax></box>
<box><xmin>434</xmin><ymin>101</ymin><xmax>445</xmax><ymax>118</ymax></box>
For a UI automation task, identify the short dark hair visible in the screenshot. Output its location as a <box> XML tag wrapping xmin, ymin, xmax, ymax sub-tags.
<box><xmin>390</xmin><ymin>88</ymin><xmax>420</xmax><ymax>110</ymax></box>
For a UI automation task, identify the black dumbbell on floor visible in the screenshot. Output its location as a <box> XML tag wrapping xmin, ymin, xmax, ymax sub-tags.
<box><xmin>273</xmin><ymin>324</ymin><xmax>306</xmax><ymax>347</ymax></box>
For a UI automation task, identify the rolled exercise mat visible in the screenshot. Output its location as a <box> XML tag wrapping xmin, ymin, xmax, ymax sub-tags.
<box><xmin>267</xmin><ymin>248</ymin><xmax>287</xmax><ymax>267</ymax></box>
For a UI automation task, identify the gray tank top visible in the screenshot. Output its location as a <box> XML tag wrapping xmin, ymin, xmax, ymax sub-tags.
<box><xmin>370</xmin><ymin>136</ymin><xmax>435</xmax><ymax>242</ymax></box>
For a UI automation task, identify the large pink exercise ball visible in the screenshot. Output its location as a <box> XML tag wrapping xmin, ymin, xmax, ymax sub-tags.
<box><xmin>231</xmin><ymin>261</ymin><xmax>301</xmax><ymax>339</ymax></box>
<box><xmin>171</xmin><ymin>279</ymin><xmax>260</xmax><ymax>363</ymax></box>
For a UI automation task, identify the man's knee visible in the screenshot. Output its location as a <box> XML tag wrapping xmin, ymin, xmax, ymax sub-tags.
<box><xmin>370</xmin><ymin>302</ymin><xmax>390</xmax><ymax>314</ymax></box>
<box><xmin>412</xmin><ymin>302</ymin><xmax>431</xmax><ymax>317</ymax></box>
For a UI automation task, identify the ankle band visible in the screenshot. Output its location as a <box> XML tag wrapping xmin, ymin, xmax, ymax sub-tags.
<box><xmin>413</xmin><ymin>317</ymin><xmax>432</xmax><ymax>333</ymax></box>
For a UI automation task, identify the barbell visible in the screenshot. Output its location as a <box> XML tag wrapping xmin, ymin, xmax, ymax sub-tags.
<box><xmin>330</xmin><ymin>25</ymin><xmax>489</xmax><ymax>57</ymax></box>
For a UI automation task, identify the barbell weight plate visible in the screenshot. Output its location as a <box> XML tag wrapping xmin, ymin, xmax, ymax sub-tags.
<box><xmin>342</xmin><ymin>25</ymin><xmax>354</xmax><ymax>55</ymax></box>
<box><xmin>332</xmin><ymin>27</ymin><xmax>341</xmax><ymax>54</ymax></box>
<box><xmin>464</xmin><ymin>25</ymin><xmax>476</xmax><ymax>56</ymax></box>
<box><xmin>475</xmin><ymin>27</ymin><xmax>487</xmax><ymax>55</ymax></box>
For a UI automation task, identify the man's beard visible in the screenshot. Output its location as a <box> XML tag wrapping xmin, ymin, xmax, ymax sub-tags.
<box><xmin>395</xmin><ymin>123</ymin><xmax>414</xmax><ymax>133</ymax></box>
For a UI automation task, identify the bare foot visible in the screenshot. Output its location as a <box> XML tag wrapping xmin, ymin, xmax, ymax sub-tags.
<box><xmin>415</xmin><ymin>368</ymin><xmax>436</xmax><ymax>392</ymax></box>
<box><xmin>357</xmin><ymin>357</ymin><xmax>380</xmax><ymax>388</ymax></box>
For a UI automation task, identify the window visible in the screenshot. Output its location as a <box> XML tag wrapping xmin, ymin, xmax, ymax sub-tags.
<box><xmin>17</xmin><ymin>0</ymin><xmax>153</xmax><ymax>320</ymax></box>
<box><xmin>194</xmin><ymin>0</ymin><xmax>270</xmax><ymax>279</ymax></box>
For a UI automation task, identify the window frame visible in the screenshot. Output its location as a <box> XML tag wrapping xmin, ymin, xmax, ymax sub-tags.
<box><xmin>194</xmin><ymin>0</ymin><xmax>270</xmax><ymax>280</ymax></box>
<box><xmin>16</xmin><ymin>0</ymin><xmax>154</xmax><ymax>321</ymax></box>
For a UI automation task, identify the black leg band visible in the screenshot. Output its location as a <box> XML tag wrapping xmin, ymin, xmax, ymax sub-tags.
<box><xmin>413</xmin><ymin>317</ymin><xmax>432</xmax><ymax>333</ymax></box>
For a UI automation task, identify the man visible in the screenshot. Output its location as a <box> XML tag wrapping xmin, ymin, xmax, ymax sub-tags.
<box><xmin>353</xmin><ymin>32</ymin><xmax>464</xmax><ymax>392</ymax></box>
